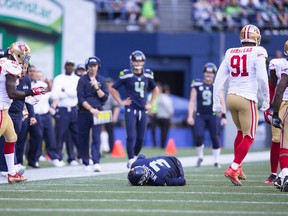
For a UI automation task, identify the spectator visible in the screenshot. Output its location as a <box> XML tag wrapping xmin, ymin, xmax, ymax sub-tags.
<box><xmin>147</xmin><ymin>82</ymin><xmax>160</xmax><ymax>148</ymax></box>
<box><xmin>105</xmin><ymin>0</ymin><xmax>128</xmax><ymax>23</ymax></box>
<box><xmin>75</xmin><ymin>64</ymin><xmax>86</xmax><ymax>77</ymax></box>
<box><xmin>225</xmin><ymin>0</ymin><xmax>244</xmax><ymax>31</ymax></box>
<box><xmin>29</xmin><ymin>71</ymin><xmax>64</xmax><ymax>168</ymax></box>
<box><xmin>192</xmin><ymin>0</ymin><xmax>214</xmax><ymax>32</ymax></box>
<box><xmin>102</xmin><ymin>78</ymin><xmax>120</xmax><ymax>153</ymax></box>
<box><xmin>156</xmin><ymin>84</ymin><xmax>174</xmax><ymax>149</ymax></box>
<box><xmin>260</xmin><ymin>0</ymin><xmax>280</xmax><ymax>30</ymax></box>
<box><xmin>52</xmin><ymin>60</ymin><xmax>80</xmax><ymax>166</ymax></box>
<box><xmin>77</xmin><ymin>56</ymin><xmax>109</xmax><ymax>172</ymax></box>
<box><xmin>138</xmin><ymin>0</ymin><xmax>160</xmax><ymax>32</ymax></box>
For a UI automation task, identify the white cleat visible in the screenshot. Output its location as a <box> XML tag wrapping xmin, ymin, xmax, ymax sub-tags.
<box><xmin>93</xmin><ymin>163</ymin><xmax>102</xmax><ymax>172</ymax></box>
<box><xmin>83</xmin><ymin>165</ymin><xmax>92</xmax><ymax>172</ymax></box>
<box><xmin>69</xmin><ymin>160</ymin><xmax>79</xmax><ymax>166</ymax></box>
<box><xmin>50</xmin><ymin>159</ymin><xmax>65</xmax><ymax>167</ymax></box>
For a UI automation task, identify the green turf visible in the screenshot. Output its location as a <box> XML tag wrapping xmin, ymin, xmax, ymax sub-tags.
<box><xmin>0</xmin><ymin>159</ymin><xmax>287</xmax><ymax>216</ymax></box>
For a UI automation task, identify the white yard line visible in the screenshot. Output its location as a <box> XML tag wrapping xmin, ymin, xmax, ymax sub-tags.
<box><xmin>0</xmin><ymin>208</ymin><xmax>287</xmax><ymax>215</ymax></box>
<box><xmin>0</xmin><ymin>151</ymin><xmax>270</xmax><ymax>184</ymax></box>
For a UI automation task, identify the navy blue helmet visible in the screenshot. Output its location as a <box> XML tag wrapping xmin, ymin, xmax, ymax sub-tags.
<box><xmin>127</xmin><ymin>166</ymin><xmax>150</xmax><ymax>186</ymax></box>
<box><xmin>203</xmin><ymin>62</ymin><xmax>217</xmax><ymax>74</ymax></box>
<box><xmin>130</xmin><ymin>50</ymin><xmax>145</xmax><ymax>70</ymax></box>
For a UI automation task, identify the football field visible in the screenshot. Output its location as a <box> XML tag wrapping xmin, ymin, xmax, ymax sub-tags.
<box><xmin>0</xmin><ymin>149</ymin><xmax>287</xmax><ymax>216</ymax></box>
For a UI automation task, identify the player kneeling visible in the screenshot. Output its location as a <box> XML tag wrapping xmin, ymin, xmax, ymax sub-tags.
<box><xmin>127</xmin><ymin>154</ymin><xmax>186</xmax><ymax>186</ymax></box>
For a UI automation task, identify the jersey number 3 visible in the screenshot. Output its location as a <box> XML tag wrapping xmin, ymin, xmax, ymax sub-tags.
<box><xmin>231</xmin><ymin>54</ymin><xmax>248</xmax><ymax>77</ymax></box>
<box><xmin>149</xmin><ymin>159</ymin><xmax>171</xmax><ymax>172</ymax></box>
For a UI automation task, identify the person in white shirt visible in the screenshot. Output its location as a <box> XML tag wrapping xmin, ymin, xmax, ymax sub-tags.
<box><xmin>213</xmin><ymin>24</ymin><xmax>269</xmax><ymax>186</ymax></box>
<box><xmin>52</xmin><ymin>61</ymin><xmax>81</xmax><ymax>166</ymax></box>
<box><xmin>0</xmin><ymin>42</ymin><xmax>44</xmax><ymax>183</ymax></box>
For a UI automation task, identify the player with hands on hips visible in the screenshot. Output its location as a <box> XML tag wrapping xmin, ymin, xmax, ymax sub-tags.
<box><xmin>213</xmin><ymin>24</ymin><xmax>269</xmax><ymax>186</ymax></box>
<box><xmin>110</xmin><ymin>50</ymin><xmax>159</xmax><ymax>169</ymax></box>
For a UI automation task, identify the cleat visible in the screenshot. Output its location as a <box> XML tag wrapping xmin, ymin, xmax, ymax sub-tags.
<box><xmin>8</xmin><ymin>173</ymin><xmax>27</xmax><ymax>184</ymax></box>
<box><xmin>224</xmin><ymin>166</ymin><xmax>242</xmax><ymax>186</ymax></box>
<box><xmin>274</xmin><ymin>177</ymin><xmax>282</xmax><ymax>190</ymax></box>
<box><xmin>214</xmin><ymin>163</ymin><xmax>221</xmax><ymax>168</ymax></box>
<box><xmin>93</xmin><ymin>163</ymin><xmax>101</xmax><ymax>172</ymax></box>
<box><xmin>83</xmin><ymin>165</ymin><xmax>92</xmax><ymax>172</ymax></box>
<box><xmin>196</xmin><ymin>158</ymin><xmax>203</xmax><ymax>168</ymax></box>
<box><xmin>69</xmin><ymin>160</ymin><xmax>79</xmax><ymax>166</ymax></box>
<box><xmin>265</xmin><ymin>174</ymin><xmax>277</xmax><ymax>185</ymax></box>
<box><xmin>280</xmin><ymin>176</ymin><xmax>288</xmax><ymax>192</ymax></box>
<box><xmin>238</xmin><ymin>165</ymin><xmax>246</xmax><ymax>180</ymax></box>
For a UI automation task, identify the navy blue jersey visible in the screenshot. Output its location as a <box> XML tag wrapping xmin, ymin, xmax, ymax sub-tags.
<box><xmin>9</xmin><ymin>75</ymin><xmax>35</xmax><ymax>117</ymax></box>
<box><xmin>191</xmin><ymin>79</ymin><xmax>214</xmax><ymax>115</ymax></box>
<box><xmin>77</xmin><ymin>73</ymin><xmax>109</xmax><ymax>110</ymax></box>
<box><xmin>132</xmin><ymin>155</ymin><xmax>186</xmax><ymax>186</ymax></box>
<box><xmin>112</xmin><ymin>69</ymin><xmax>156</xmax><ymax>110</ymax></box>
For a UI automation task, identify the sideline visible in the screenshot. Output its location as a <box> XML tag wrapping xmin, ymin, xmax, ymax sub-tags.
<box><xmin>0</xmin><ymin>151</ymin><xmax>269</xmax><ymax>184</ymax></box>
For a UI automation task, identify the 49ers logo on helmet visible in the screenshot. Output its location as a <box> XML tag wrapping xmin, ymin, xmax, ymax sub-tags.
<box><xmin>18</xmin><ymin>43</ymin><xmax>28</xmax><ymax>52</ymax></box>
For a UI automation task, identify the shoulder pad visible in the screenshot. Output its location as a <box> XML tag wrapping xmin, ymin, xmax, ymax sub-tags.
<box><xmin>119</xmin><ymin>69</ymin><xmax>133</xmax><ymax>79</ymax></box>
<box><xmin>191</xmin><ymin>79</ymin><xmax>203</xmax><ymax>87</ymax></box>
<box><xmin>143</xmin><ymin>69</ymin><xmax>154</xmax><ymax>79</ymax></box>
<box><xmin>257</xmin><ymin>46</ymin><xmax>268</xmax><ymax>58</ymax></box>
<box><xmin>3</xmin><ymin>59</ymin><xmax>21</xmax><ymax>76</ymax></box>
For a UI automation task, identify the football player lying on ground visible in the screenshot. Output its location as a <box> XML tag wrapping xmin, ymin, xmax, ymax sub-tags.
<box><xmin>127</xmin><ymin>154</ymin><xmax>186</xmax><ymax>186</ymax></box>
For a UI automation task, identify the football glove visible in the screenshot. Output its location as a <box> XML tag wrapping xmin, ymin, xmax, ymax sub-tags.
<box><xmin>272</xmin><ymin>114</ymin><xmax>282</xmax><ymax>129</ymax></box>
<box><xmin>264</xmin><ymin>109</ymin><xmax>272</xmax><ymax>125</ymax></box>
<box><xmin>31</xmin><ymin>86</ymin><xmax>45</xmax><ymax>95</ymax></box>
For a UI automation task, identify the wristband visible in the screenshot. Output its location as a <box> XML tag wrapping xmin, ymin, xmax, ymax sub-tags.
<box><xmin>221</xmin><ymin>113</ymin><xmax>226</xmax><ymax>119</ymax></box>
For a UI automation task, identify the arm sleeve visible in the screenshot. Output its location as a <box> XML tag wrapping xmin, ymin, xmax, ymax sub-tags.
<box><xmin>77</xmin><ymin>79</ymin><xmax>85</xmax><ymax>106</ymax></box>
<box><xmin>255</xmin><ymin>48</ymin><xmax>269</xmax><ymax>103</ymax></box>
<box><xmin>213</xmin><ymin>56</ymin><xmax>229</xmax><ymax>105</ymax></box>
<box><xmin>52</xmin><ymin>76</ymin><xmax>68</xmax><ymax>99</ymax></box>
<box><xmin>26</xmin><ymin>103</ymin><xmax>35</xmax><ymax>118</ymax></box>
<box><xmin>165</xmin><ymin>177</ymin><xmax>186</xmax><ymax>186</ymax></box>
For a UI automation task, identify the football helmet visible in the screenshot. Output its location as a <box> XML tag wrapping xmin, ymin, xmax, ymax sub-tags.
<box><xmin>127</xmin><ymin>166</ymin><xmax>150</xmax><ymax>186</ymax></box>
<box><xmin>130</xmin><ymin>50</ymin><xmax>145</xmax><ymax>70</ymax></box>
<box><xmin>9</xmin><ymin>42</ymin><xmax>31</xmax><ymax>64</ymax></box>
<box><xmin>284</xmin><ymin>40</ymin><xmax>288</xmax><ymax>56</ymax></box>
<box><xmin>203</xmin><ymin>62</ymin><xmax>217</xmax><ymax>74</ymax></box>
<box><xmin>240</xmin><ymin>24</ymin><xmax>261</xmax><ymax>46</ymax></box>
<box><xmin>85</xmin><ymin>56</ymin><xmax>101</xmax><ymax>70</ymax></box>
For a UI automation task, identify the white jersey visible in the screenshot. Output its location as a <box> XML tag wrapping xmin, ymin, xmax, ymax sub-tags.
<box><xmin>0</xmin><ymin>58</ymin><xmax>22</xmax><ymax>110</ymax></box>
<box><xmin>269</xmin><ymin>58</ymin><xmax>288</xmax><ymax>101</ymax></box>
<box><xmin>52</xmin><ymin>73</ymin><xmax>79</xmax><ymax>108</ymax></box>
<box><xmin>213</xmin><ymin>46</ymin><xmax>269</xmax><ymax>105</ymax></box>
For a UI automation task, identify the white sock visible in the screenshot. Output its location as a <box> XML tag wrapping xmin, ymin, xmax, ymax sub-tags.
<box><xmin>231</xmin><ymin>162</ymin><xmax>239</xmax><ymax>170</ymax></box>
<box><xmin>196</xmin><ymin>144</ymin><xmax>204</xmax><ymax>159</ymax></box>
<box><xmin>212</xmin><ymin>148</ymin><xmax>221</xmax><ymax>164</ymax></box>
<box><xmin>5</xmin><ymin>153</ymin><xmax>16</xmax><ymax>175</ymax></box>
<box><xmin>282</xmin><ymin>168</ymin><xmax>288</xmax><ymax>177</ymax></box>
